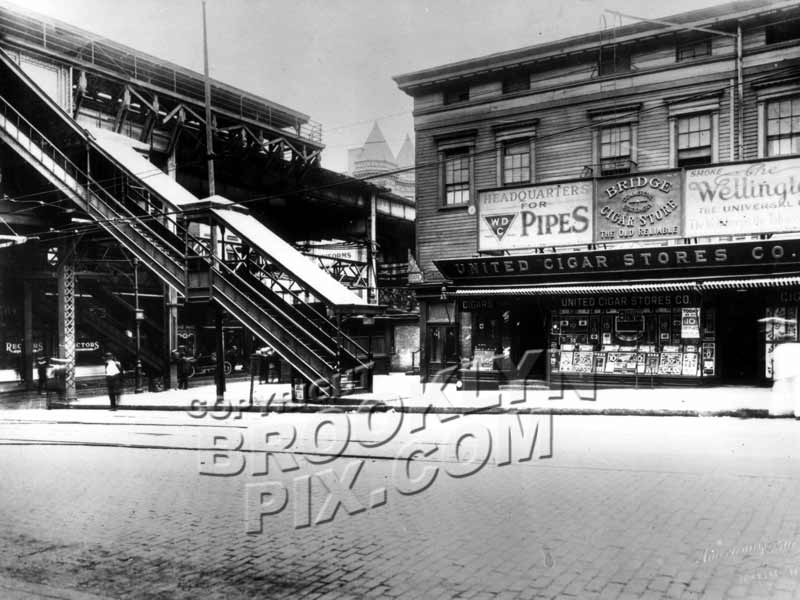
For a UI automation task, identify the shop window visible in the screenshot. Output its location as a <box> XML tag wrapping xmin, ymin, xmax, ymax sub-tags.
<box><xmin>599</xmin><ymin>125</ymin><xmax>632</xmax><ymax>176</ymax></box>
<box><xmin>676</xmin><ymin>36</ymin><xmax>711</xmax><ymax>62</ymax></box>
<box><xmin>677</xmin><ymin>113</ymin><xmax>713</xmax><ymax>167</ymax></box>
<box><xmin>443</xmin><ymin>85</ymin><xmax>469</xmax><ymax>105</ymax></box>
<box><xmin>766</xmin><ymin>18</ymin><xmax>800</xmax><ymax>45</ymax></box>
<box><xmin>443</xmin><ymin>148</ymin><xmax>471</xmax><ymax>206</ymax></box>
<box><xmin>765</xmin><ymin>96</ymin><xmax>800</xmax><ymax>157</ymax></box>
<box><xmin>598</xmin><ymin>46</ymin><xmax>630</xmax><ymax>76</ymax></box>
<box><xmin>502</xmin><ymin>139</ymin><xmax>531</xmax><ymax>185</ymax></box>
<box><xmin>502</xmin><ymin>73</ymin><xmax>530</xmax><ymax>94</ymax></box>
<box><xmin>549</xmin><ymin>303</ymin><xmax>714</xmax><ymax>379</ymax></box>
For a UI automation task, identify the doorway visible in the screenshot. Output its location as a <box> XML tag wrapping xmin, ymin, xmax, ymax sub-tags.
<box><xmin>718</xmin><ymin>294</ymin><xmax>761</xmax><ymax>384</ymax></box>
<box><xmin>514</xmin><ymin>302</ymin><xmax>548</xmax><ymax>381</ymax></box>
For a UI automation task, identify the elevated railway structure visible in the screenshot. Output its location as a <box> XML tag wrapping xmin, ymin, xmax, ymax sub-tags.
<box><xmin>0</xmin><ymin>3</ymin><xmax>416</xmax><ymax>398</ymax></box>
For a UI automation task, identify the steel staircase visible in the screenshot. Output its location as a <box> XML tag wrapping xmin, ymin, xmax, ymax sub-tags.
<box><xmin>0</xmin><ymin>56</ymin><xmax>373</xmax><ymax>396</ymax></box>
<box><xmin>0</xmin><ymin>97</ymin><xmax>187</xmax><ymax>294</ymax></box>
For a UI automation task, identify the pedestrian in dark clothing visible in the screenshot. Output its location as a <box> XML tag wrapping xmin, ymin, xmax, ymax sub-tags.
<box><xmin>175</xmin><ymin>346</ymin><xmax>193</xmax><ymax>390</ymax></box>
<box><xmin>104</xmin><ymin>352</ymin><xmax>122</xmax><ymax>410</ymax></box>
<box><xmin>36</xmin><ymin>355</ymin><xmax>48</xmax><ymax>395</ymax></box>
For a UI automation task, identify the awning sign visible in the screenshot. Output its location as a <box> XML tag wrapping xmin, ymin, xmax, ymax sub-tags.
<box><xmin>595</xmin><ymin>171</ymin><xmax>682</xmax><ymax>242</ymax></box>
<box><xmin>684</xmin><ymin>157</ymin><xmax>800</xmax><ymax>237</ymax></box>
<box><xmin>478</xmin><ymin>181</ymin><xmax>593</xmax><ymax>251</ymax></box>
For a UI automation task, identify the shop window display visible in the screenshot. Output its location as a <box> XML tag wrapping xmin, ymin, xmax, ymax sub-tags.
<box><xmin>763</xmin><ymin>305</ymin><xmax>798</xmax><ymax>379</ymax></box>
<box><xmin>549</xmin><ymin>303</ymin><xmax>714</xmax><ymax>379</ymax></box>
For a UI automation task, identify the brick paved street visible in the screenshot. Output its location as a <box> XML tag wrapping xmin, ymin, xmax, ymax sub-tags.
<box><xmin>1</xmin><ymin>411</ymin><xmax>799</xmax><ymax>599</ymax></box>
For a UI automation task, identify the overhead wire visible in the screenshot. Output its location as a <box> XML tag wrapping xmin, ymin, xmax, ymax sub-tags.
<box><xmin>4</xmin><ymin>56</ymin><xmax>798</xmax><ymax>244</ymax></box>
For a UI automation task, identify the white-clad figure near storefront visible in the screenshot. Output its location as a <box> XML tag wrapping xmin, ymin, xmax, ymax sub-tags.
<box><xmin>770</xmin><ymin>340</ymin><xmax>800</xmax><ymax>417</ymax></box>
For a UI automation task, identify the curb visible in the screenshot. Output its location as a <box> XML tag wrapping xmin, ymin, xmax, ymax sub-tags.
<box><xmin>34</xmin><ymin>402</ymin><xmax>784</xmax><ymax>418</ymax></box>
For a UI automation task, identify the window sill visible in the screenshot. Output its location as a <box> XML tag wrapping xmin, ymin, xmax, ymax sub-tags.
<box><xmin>438</xmin><ymin>204</ymin><xmax>471</xmax><ymax>213</ymax></box>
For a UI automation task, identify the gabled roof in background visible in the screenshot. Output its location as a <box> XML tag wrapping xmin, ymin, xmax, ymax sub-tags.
<box><xmin>396</xmin><ymin>134</ymin><xmax>415</xmax><ymax>168</ymax></box>
<box><xmin>360</xmin><ymin>122</ymin><xmax>396</xmax><ymax>165</ymax></box>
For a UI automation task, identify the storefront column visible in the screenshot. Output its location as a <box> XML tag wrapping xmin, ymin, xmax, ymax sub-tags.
<box><xmin>22</xmin><ymin>280</ymin><xmax>33</xmax><ymax>390</ymax></box>
<box><xmin>418</xmin><ymin>301</ymin><xmax>429</xmax><ymax>382</ymax></box>
<box><xmin>57</xmin><ymin>245</ymin><xmax>77</xmax><ymax>401</ymax></box>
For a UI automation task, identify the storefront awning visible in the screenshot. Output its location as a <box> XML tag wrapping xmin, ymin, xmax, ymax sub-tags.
<box><xmin>702</xmin><ymin>276</ymin><xmax>800</xmax><ymax>290</ymax></box>
<box><xmin>453</xmin><ymin>275</ymin><xmax>800</xmax><ymax>296</ymax></box>
<box><xmin>453</xmin><ymin>281</ymin><xmax>700</xmax><ymax>296</ymax></box>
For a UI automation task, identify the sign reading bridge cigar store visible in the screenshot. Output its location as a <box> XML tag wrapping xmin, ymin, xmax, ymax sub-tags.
<box><xmin>596</xmin><ymin>171</ymin><xmax>682</xmax><ymax>242</ymax></box>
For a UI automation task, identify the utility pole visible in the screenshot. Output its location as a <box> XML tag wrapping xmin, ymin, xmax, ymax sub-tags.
<box><xmin>202</xmin><ymin>0</ymin><xmax>215</xmax><ymax>196</ymax></box>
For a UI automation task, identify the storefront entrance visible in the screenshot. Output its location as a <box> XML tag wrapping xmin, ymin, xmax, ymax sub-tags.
<box><xmin>515</xmin><ymin>304</ymin><xmax>548</xmax><ymax>381</ymax></box>
<box><xmin>719</xmin><ymin>295</ymin><xmax>762</xmax><ymax>384</ymax></box>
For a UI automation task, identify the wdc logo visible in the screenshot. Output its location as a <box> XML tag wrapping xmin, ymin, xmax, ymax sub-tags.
<box><xmin>485</xmin><ymin>214</ymin><xmax>517</xmax><ymax>241</ymax></box>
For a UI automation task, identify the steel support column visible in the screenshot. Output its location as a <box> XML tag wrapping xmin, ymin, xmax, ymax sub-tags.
<box><xmin>22</xmin><ymin>280</ymin><xmax>33</xmax><ymax>390</ymax></box>
<box><xmin>57</xmin><ymin>244</ymin><xmax>77</xmax><ymax>401</ymax></box>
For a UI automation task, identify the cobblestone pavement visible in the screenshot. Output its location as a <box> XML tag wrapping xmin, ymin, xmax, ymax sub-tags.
<box><xmin>1</xmin><ymin>412</ymin><xmax>799</xmax><ymax>599</ymax></box>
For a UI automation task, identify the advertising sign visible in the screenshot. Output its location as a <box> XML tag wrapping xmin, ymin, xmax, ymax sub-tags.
<box><xmin>681</xmin><ymin>308</ymin><xmax>701</xmax><ymax>339</ymax></box>
<box><xmin>478</xmin><ymin>181</ymin><xmax>593</xmax><ymax>252</ymax></box>
<box><xmin>595</xmin><ymin>172</ymin><xmax>682</xmax><ymax>242</ymax></box>
<box><xmin>684</xmin><ymin>157</ymin><xmax>800</xmax><ymax>237</ymax></box>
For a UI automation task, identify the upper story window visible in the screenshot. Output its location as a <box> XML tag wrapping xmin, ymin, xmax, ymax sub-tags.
<box><xmin>677</xmin><ymin>114</ymin><xmax>712</xmax><ymax>167</ymax></box>
<box><xmin>443</xmin><ymin>148</ymin><xmax>471</xmax><ymax>205</ymax></box>
<box><xmin>766</xmin><ymin>18</ymin><xmax>800</xmax><ymax>45</ymax></box>
<box><xmin>494</xmin><ymin>121</ymin><xmax>536</xmax><ymax>187</ymax></box>
<box><xmin>502</xmin><ymin>140</ymin><xmax>531</xmax><ymax>184</ymax></box>
<box><xmin>502</xmin><ymin>73</ymin><xmax>530</xmax><ymax>94</ymax></box>
<box><xmin>588</xmin><ymin>105</ymin><xmax>639</xmax><ymax>177</ymax></box>
<box><xmin>598</xmin><ymin>46</ymin><xmax>631</xmax><ymax>76</ymax></box>
<box><xmin>443</xmin><ymin>85</ymin><xmax>470</xmax><ymax>105</ymax></box>
<box><xmin>599</xmin><ymin>125</ymin><xmax>632</xmax><ymax>175</ymax></box>
<box><xmin>676</xmin><ymin>35</ymin><xmax>711</xmax><ymax>62</ymax></box>
<box><xmin>665</xmin><ymin>93</ymin><xmax>720</xmax><ymax>167</ymax></box>
<box><xmin>766</xmin><ymin>96</ymin><xmax>800</xmax><ymax>156</ymax></box>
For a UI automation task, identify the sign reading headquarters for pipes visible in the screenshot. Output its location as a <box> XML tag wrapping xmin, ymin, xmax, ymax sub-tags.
<box><xmin>478</xmin><ymin>181</ymin><xmax>593</xmax><ymax>252</ymax></box>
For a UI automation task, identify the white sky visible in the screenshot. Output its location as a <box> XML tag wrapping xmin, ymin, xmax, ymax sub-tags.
<box><xmin>16</xmin><ymin>0</ymin><xmax>732</xmax><ymax>172</ymax></box>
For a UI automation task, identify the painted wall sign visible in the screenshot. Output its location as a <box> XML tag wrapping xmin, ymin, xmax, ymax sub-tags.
<box><xmin>436</xmin><ymin>239</ymin><xmax>800</xmax><ymax>282</ymax></box>
<box><xmin>478</xmin><ymin>181</ymin><xmax>593</xmax><ymax>252</ymax></box>
<box><xmin>595</xmin><ymin>171</ymin><xmax>682</xmax><ymax>242</ymax></box>
<box><xmin>684</xmin><ymin>157</ymin><xmax>800</xmax><ymax>237</ymax></box>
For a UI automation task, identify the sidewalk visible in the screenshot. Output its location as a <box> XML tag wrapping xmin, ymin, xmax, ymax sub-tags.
<box><xmin>0</xmin><ymin>373</ymin><xmax>791</xmax><ymax>417</ymax></box>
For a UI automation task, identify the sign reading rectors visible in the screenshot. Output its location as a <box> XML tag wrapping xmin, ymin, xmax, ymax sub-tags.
<box><xmin>478</xmin><ymin>181</ymin><xmax>593</xmax><ymax>252</ymax></box>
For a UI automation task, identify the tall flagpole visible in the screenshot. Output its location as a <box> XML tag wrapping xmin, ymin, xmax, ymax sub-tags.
<box><xmin>202</xmin><ymin>0</ymin><xmax>215</xmax><ymax>196</ymax></box>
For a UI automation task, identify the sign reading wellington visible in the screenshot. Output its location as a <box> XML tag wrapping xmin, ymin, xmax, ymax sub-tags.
<box><xmin>478</xmin><ymin>181</ymin><xmax>592</xmax><ymax>251</ymax></box>
<box><xmin>685</xmin><ymin>157</ymin><xmax>800</xmax><ymax>237</ymax></box>
<box><xmin>596</xmin><ymin>171</ymin><xmax>682</xmax><ymax>242</ymax></box>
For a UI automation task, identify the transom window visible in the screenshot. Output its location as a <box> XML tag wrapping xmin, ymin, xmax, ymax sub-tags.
<box><xmin>766</xmin><ymin>96</ymin><xmax>800</xmax><ymax>156</ymax></box>
<box><xmin>444</xmin><ymin>149</ymin><xmax>470</xmax><ymax>205</ymax></box>
<box><xmin>677</xmin><ymin>114</ymin><xmax>712</xmax><ymax>166</ymax></box>
<box><xmin>766</xmin><ymin>18</ymin><xmax>800</xmax><ymax>45</ymax></box>
<box><xmin>676</xmin><ymin>37</ymin><xmax>711</xmax><ymax>62</ymax></box>
<box><xmin>598</xmin><ymin>46</ymin><xmax>631</xmax><ymax>76</ymax></box>
<box><xmin>502</xmin><ymin>140</ymin><xmax>531</xmax><ymax>184</ymax></box>
<box><xmin>502</xmin><ymin>73</ymin><xmax>530</xmax><ymax>94</ymax></box>
<box><xmin>600</xmin><ymin>125</ymin><xmax>632</xmax><ymax>175</ymax></box>
<box><xmin>443</xmin><ymin>86</ymin><xmax>469</xmax><ymax>105</ymax></box>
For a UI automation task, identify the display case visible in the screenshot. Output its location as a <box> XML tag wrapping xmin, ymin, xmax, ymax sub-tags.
<box><xmin>550</xmin><ymin>303</ymin><xmax>713</xmax><ymax>380</ymax></box>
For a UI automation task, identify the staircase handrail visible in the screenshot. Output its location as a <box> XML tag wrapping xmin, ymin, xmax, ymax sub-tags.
<box><xmin>0</xmin><ymin>95</ymin><xmax>186</xmax><ymax>273</ymax></box>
